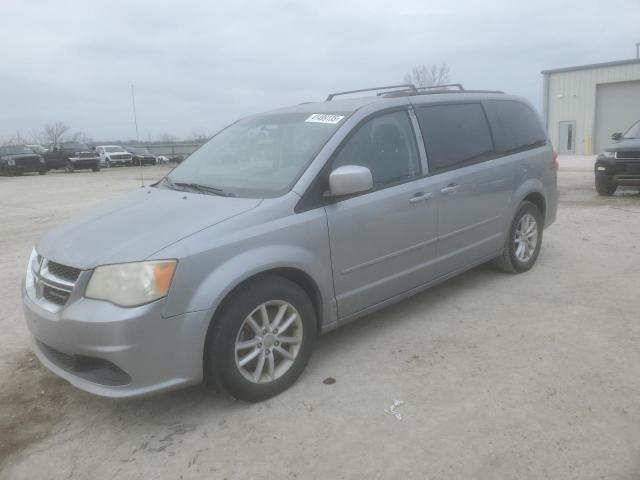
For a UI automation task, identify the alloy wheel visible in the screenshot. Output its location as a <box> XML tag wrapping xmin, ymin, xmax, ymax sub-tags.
<box><xmin>514</xmin><ymin>213</ymin><xmax>538</xmax><ymax>262</ymax></box>
<box><xmin>234</xmin><ymin>300</ymin><xmax>303</xmax><ymax>384</ymax></box>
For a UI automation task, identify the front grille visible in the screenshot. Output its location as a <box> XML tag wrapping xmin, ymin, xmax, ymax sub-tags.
<box><xmin>616</xmin><ymin>151</ymin><xmax>640</xmax><ymax>160</ymax></box>
<box><xmin>47</xmin><ymin>261</ymin><xmax>81</xmax><ymax>282</ymax></box>
<box><xmin>42</xmin><ymin>284</ymin><xmax>70</xmax><ymax>305</ymax></box>
<box><xmin>111</xmin><ymin>154</ymin><xmax>130</xmax><ymax>160</ymax></box>
<box><xmin>33</xmin><ymin>258</ymin><xmax>80</xmax><ymax>307</ymax></box>
<box><xmin>38</xmin><ymin>342</ymin><xmax>132</xmax><ymax>386</ymax></box>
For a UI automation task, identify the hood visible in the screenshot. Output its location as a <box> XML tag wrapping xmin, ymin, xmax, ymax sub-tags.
<box><xmin>37</xmin><ymin>187</ymin><xmax>262</xmax><ymax>269</ymax></box>
<box><xmin>604</xmin><ymin>138</ymin><xmax>640</xmax><ymax>152</ymax></box>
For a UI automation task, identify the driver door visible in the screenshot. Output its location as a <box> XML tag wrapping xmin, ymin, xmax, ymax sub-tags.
<box><xmin>325</xmin><ymin>109</ymin><xmax>441</xmax><ymax>318</ymax></box>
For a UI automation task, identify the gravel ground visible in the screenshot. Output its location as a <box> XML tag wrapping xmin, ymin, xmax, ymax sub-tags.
<box><xmin>1</xmin><ymin>158</ymin><xmax>639</xmax><ymax>479</ymax></box>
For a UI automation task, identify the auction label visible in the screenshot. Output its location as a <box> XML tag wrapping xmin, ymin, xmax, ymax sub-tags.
<box><xmin>305</xmin><ymin>114</ymin><xmax>345</xmax><ymax>124</ymax></box>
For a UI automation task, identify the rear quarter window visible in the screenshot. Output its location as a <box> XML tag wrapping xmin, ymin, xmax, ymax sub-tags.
<box><xmin>415</xmin><ymin>103</ymin><xmax>494</xmax><ymax>172</ymax></box>
<box><xmin>483</xmin><ymin>100</ymin><xmax>547</xmax><ymax>154</ymax></box>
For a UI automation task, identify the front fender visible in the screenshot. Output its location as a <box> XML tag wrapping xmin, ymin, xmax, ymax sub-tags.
<box><xmin>192</xmin><ymin>245</ymin><xmax>325</xmax><ymax>316</ymax></box>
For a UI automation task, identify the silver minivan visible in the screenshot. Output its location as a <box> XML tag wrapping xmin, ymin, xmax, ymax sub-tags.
<box><xmin>23</xmin><ymin>84</ymin><xmax>558</xmax><ymax>401</ymax></box>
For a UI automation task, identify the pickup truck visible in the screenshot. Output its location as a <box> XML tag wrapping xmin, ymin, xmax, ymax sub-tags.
<box><xmin>43</xmin><ymin>142</ymin><xmax>100</xmax><ymax>173</ymax></box>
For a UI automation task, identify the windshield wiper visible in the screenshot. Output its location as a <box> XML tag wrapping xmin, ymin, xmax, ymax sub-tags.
<box><xmin>174</xmin><ymin>181</ymin><xmax>234</xmax><ymax>197</ymax></box>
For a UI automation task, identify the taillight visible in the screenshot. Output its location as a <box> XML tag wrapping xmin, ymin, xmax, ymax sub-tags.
<box><xmin>552</xmin><ymin>148</ymin><xmax>559</xmax><ymax>170</ymax></box>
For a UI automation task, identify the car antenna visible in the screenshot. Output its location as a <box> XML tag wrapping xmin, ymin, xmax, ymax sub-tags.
<box><xmin>131</xmin><ymin>84</ymin><xmax>144</xmax><ymax>188</ymax></box>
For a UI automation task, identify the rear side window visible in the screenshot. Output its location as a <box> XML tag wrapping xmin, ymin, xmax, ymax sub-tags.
<box><xmin>483</xmin><ymin>100</ymin><xmax>546</xmax><ymax>154</ymax></box>
<box><xmin>415</xmin><ymin>103</ymin><xmax>494</xmax><ymax>172</ymax></box>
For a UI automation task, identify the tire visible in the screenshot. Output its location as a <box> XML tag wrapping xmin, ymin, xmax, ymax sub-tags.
<box><xmin>206</xmin><ymin>275</ymin><xmax>317</xmax><ymax>402</ymax></box>
<box><xmin>595</xmin><ymin>176</ymin><xmax>617</xmax><ymax>196</ymax></box>
<box><xmin>39</xmin><ymin>170</ymin><xmax>47</xmax><ymax>175</ymax></box>
<box><xmin>65</xmin><ymin>161</ymin><xmax>74</xmax><ymax>173</ymax></box>
<box><xmin>493</xmin><ymin>201</ymin><xmax>544</xmax><ymax>274</ymax></box>
<box><xmin>91</xmin><ymin>166</ymin><xmax>100</xmax><ymax>172</ymax></box>
<box><xmin>105</xmin><ymin>160</ymin><xmax>111</xmax><ymax>168</ymax></box>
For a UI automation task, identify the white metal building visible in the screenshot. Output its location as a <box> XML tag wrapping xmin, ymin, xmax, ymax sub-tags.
<box><xmin>542</xmin><ymin>58</ymin><xmax>640</xmax><ymax>155</ymax></box>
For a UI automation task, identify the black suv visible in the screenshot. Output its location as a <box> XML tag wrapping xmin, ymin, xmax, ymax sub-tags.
<box><xmin>43</xmin><ymin>142</ymin><xmax>100</xmax><ymax>173</ymax></box>
<box><xmin>595</xmin><ymin>121</ymin><xmax>640</xmax><ymax>195</ymax></box>
<box><xmin>126</xmin><ymin>146</ymin><xmax>157</xmax><ymax>166</ymax></box>
<box><xmin>0</xmin><ymin>145</ymin><xmax>47</xmax><ymax>176</ymax></box>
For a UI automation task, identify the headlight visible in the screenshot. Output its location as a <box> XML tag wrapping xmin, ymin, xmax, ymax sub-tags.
<box><xmin>602</xmin><ymin>151</ymin><xmax>615</xmax><ymax>158</ymax></box>
<box><xmin>25</xmin><ymin>248</ymin><xmax>38</xmax><ymax>288</ymax></box>
<box><xmin>85</xmin><ymin>260</ymin><xmax>177</xmax><ymax>307</ymax></box>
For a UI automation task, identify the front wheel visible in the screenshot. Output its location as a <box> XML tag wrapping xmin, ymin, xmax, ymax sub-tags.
<box><xmin>39</xmin><ymin>170</ymin><xmax>47</xmax><ymax>175</ymax></box>
<box><xmin>206</xmin><ymin>275</ymin><xmax>317</xmax><ymax>402</ymax></box>
<box><xmin>595</xmin><ymin>176</ymin><xmax>616</xmax><ymax>196</ymax></box>
<box><xmin>493</xmin><ymin>201</ymin><xmax>543</xmax><ymax>274</ymax></box>
<box><xmin>91</xmin><ymin>165</ymin><xmax>100</xmax><ymax>172</ymax></box>
<box><xmin>65</xmin><ymin>161</ymin><xmax>75</xmax><ymax>173</ymax></box>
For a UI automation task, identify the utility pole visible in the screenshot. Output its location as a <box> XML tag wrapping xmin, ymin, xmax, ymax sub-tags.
<box><xmin>131</xmin><ymin>84</ymin><xmax>144</xmax><ymax>187</ymax></box>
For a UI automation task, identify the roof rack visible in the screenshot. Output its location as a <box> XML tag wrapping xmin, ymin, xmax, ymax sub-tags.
<box><xmin>326</xmin><ymin>83</ymin><xmax>504</xmax><ymax>101</ymax></box>
<box><xmin>326</xmin><ymin>84</ymin><xmax>416</xmax><ymax>101</ymax></box>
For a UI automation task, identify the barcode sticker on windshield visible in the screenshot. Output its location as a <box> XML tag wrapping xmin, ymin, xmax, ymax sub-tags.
<box><xmin>305</xmin><ymin>114</ymin><xmax>345</xmax><ymax>124</ymax></box>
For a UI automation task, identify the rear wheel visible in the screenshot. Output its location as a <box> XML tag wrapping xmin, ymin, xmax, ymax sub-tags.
<box><xmin>65</xmin><ymin>161</ymin><xmax>75</xmax><ymax>173</ymax></box>
<box><xmin>206</xmin><ymin>275</ymin><xmax>316</xmax><ymax>402</ymax></box>
<box><xmin>595</xmin><ymin>176</ymin><xmax>617</xmax><ymax>196</ymax></box>
<box><xmin>493</xmin><ymin>201</ymin><xmax>543</xmax><ymax>274</ymax></box>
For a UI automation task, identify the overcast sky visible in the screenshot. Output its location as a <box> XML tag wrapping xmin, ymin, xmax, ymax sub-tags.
<box><xmin>2</xmin><ymin>0</ymin><xmax>639</xmax><ymax>142</ymax></box>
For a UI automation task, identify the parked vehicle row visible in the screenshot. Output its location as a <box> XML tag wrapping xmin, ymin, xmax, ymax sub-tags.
<box><xmin>1</xmin><ymin>143</ymin><xmax>162</xmax><ymax>175</ymax></box>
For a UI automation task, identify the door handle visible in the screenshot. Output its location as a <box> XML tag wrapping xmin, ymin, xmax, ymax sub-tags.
<box><xmin>409</xmin><ymin>192</ymin><xmax>433</xmax><ymax>204</ymax></box>
<box><xmin>440</xmin><ymin>184</ymin><xmax>460</xmax><ymax>195</ymax></box>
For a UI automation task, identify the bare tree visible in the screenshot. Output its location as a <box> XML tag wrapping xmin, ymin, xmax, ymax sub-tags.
<box><xmin>68</xmin><ymin>130</ymin><xmax>92</xmax><ymax>144</ymax></box>
<box><xmin>157</xmin><ymin>133</ymin><xmax>177</xmax><ymax>143</ymax></box>
<box><xmin>403</xmin><ymin>63</ymin><xmax>451</xmax><ymax>88</ymax></box>
<box><xmin>2</xmin><ymin>131</ymin><xmax>28</xmax><ymax>145</ymax></box>
<box><xmin>42</xmin><ymin>122</ymin><xmax>71</xmax><ymax>146</ymax></box>
<box><xmin>190</xmin><ymin>129</ymin><xmax>210</xmax><ymax>143</ymax></box>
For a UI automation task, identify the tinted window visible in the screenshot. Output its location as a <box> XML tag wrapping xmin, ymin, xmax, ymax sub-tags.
<box><xmin>483</xmin><ymin>100</ymin><xmax>546</xmax><ymax>154</ymax></box>
<box><xmin>416</xmin><ymin>103</ymin><xmax>494</xmax><ymax>172</ymax></box>
<box><xmin>332</xmin><ymin>110</ymin><xmax>421</xmax><ymax>187</ymax></box>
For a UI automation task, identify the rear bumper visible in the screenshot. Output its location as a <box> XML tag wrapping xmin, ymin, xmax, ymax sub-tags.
<box><xmin>71</xmin><ymin>159</ymin><xmax>99</xmax><ymax>169</ymax></box>
<box><xmin>23</xmin><ymin>285</ymin><xmax>211</xmax><ymax>398</ymax></box>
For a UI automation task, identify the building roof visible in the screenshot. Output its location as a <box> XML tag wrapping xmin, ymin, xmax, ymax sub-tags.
<box><xmin>542</xmin><ymin>58</ymin><xmax>640</xmax><ymax>75</ymax></box>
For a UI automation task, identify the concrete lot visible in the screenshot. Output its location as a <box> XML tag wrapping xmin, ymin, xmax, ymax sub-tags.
<box><xmin>1</xmin><ymin>158</ymin><xmax>639</xmax><ymax>479</ymax></box>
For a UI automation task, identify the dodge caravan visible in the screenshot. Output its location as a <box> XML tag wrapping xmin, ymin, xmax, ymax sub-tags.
<box><xmin>23</xmin><ymin>84</ymin><xmax>558</xmax><ymax>401</ymax></box>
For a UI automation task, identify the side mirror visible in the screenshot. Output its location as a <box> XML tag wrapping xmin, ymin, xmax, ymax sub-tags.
<box><xmin>327</xmin><ymin>165</ymin><xmax>373</xmax><ymax>197</ymax></box>
<box><xmin>611</xmin><ymin>132</ymin><xmax>623</xmax><ymax>141</ymax></box>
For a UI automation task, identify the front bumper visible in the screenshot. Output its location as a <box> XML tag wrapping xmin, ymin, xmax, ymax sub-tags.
<box><xmin>23</xmin><ymin>284</ymin><xmax>211</xmax><ymax>398</ymax></box>
<box><xmin>595</xmin><ymin>156</ymin><xmax>640</xmax><ymax>185</ymax></box>
<box><xmin>5</xmin><ymin>163</ymin><xmax>46</xmax><ymax>174</ymax></box>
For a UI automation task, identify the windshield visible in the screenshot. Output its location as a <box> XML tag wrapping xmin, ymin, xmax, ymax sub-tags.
<box><xmin>1</xmin><ymin>145</ymin><xmax>34</xmax><ymax>155</ymax></box>
<box><xmin>104</xmin><ymin>146</ymin><xmax>123</xmax><ymax>152</ymax></box>
<box><xmin>26</xmin><ymin>145</ymin><xmax>45</xmax><ymax>154</ymax></box>
<box><xmin>165</xmin><ymin>112</ymin><xmax>349</xmax><ymax>197</ymax></box>
<box><xmin>623</xmin><ymin>121</ymin><xmax>640</xmax><ymax>139</ymax></box>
